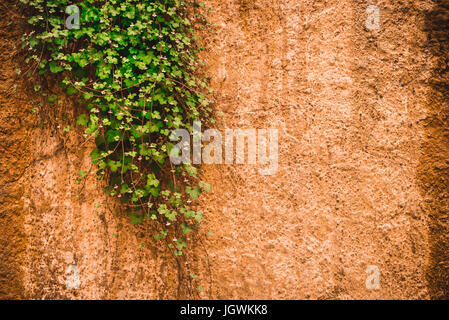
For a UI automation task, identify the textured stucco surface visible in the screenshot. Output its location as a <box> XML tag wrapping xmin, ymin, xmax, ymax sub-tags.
<box><xmin>0</xmin><ymin>5</ymin><xmax>31</xmax><ymax>298</ymax></box>
<box><xmin>1</xmin><ymin>0</ymin><xmax>448</xmax><ymax>299</ymax></box>
<box><xmin>194</xmin><ymin>0</ymin><xmax>433</xmax><ymax>299</ymax></box>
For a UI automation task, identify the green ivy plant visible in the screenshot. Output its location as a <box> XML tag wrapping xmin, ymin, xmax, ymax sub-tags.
<box><xmin>20</xmin><ymin>0</ymin><xmax>213</xmax><ymax>256</ymax></box>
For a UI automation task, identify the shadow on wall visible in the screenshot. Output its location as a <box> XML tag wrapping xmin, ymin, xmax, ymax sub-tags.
<box><xmin>0</xmin><ymin>0</ymin><xmax>31</xmax><ymax>300</ymax></box>
<box><xmin>421</xmin><ymin>0</ymin><xmax>449</xmax><ymax>300</ymax></box>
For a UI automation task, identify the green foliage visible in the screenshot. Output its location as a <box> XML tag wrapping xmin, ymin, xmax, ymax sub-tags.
<box><xmin>21</xmin><ymin>0</ymin><xmax>213</xmax><ymax>256</ymax></box>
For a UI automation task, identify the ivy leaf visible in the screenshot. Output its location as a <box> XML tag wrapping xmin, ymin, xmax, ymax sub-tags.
<box><xmin>108</xmin><ymin>160</ymin><xmax>122</xmax><ymax>172</ymax></box>
<box><xmin>66</xmin><ymin>86</ymin><xmax>78</xmax><ymax>95</ymax></box>
<box><xmin>199</xmin><ymin>181</ymin><xmax>211</xmax><ymax>193</ymax></box>
<box><xmin>77</xmin><ymin>114</ymin><xmax>89</xmax><ymax>126</ymax></box>
<box><xmin>186</xmin><ymin>186</ymin><xmax>201</xmax><ymax>199</ymax></box>
<box><xmin>49</xmin><ymin>61</ymin><xmax>63</xmax><ymax>73</ymax></box>
<box><xmin>184</xmin><ymin>164</ymin><xmax>197</xmax><ymax>177</ymax></box>
<box><xmin>181</xmin><ymin>223</ymin><xmax>193</xmax><ymax>235</ymax></box>
<box><xmin>47</xmin><ymin>95</ymin><xmax>58</xmax><ymax>103</ymax></box>
<box><xmin>120</xmin><ymin>183</ymin><xmax>130</xmax><ymax>194</ymax></box>
<box><xmin>106</xmin><ymin>129</ymin><xmax>120</xmax><ymax>143</ymax></box>
<box><xmin>130</xmin><ymin>213</ymin><xmax>144</xmax><ymax>225</ymax></box>
<box><xmin>150</xmin><ymin>185</ymin><xmax>161</xmax><ymax>197</ymax></box>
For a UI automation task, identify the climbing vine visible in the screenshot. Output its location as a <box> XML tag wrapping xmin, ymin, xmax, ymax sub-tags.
<box><xmin>20</xmin><ymin>0</ymin><xmax>213</xmax><ymax>256</ymax></box>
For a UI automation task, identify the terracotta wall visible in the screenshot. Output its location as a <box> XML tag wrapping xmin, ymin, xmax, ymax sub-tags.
<box><xmin>1</xmin><ymin>0</ymin><xmax>448</xmax><ymax>299</ymax></box>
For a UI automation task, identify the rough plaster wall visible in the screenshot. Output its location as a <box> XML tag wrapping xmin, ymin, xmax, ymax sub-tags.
<box><xmin>1</xmin><ymin>0</ymin><xmax>448</xmax><ymax>299</ymax></box>
<box><xmin>0</xmin><ymin>6</ymin><xmax>31</xmax><ymax>299</ymax></box>
<box><xmin>195</xmin><ymin>0</ymin><xmax>433</xmax><ymax>299</ymax></box>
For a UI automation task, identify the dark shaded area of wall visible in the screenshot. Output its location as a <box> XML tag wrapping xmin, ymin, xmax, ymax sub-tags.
<box><xmin>421</xmin><ymin>0</ymin><xmax>449</xmax><ymax>300</ymax></box>
<box><xmin>0</xmin><ymin>0</ymin><xmax>33</xmax><ymax>300</ymax></box>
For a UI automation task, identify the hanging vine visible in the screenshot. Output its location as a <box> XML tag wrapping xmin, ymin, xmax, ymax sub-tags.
<box><xmin>20</xmin><ymin>0</ymin><xmax>213</xmax><ymax>257</ymax></box>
